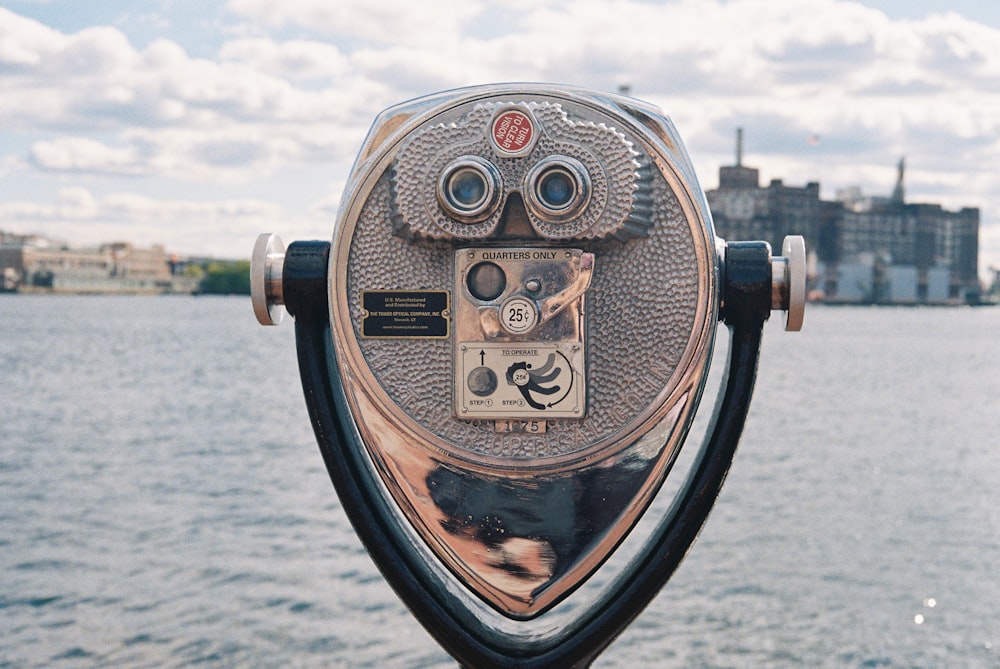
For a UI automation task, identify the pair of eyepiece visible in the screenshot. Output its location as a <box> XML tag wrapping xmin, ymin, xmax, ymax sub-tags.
<box><xmin>437</xmin><ymin>155</ymin><xmax>591</xmax><ymax>225</ymax></box>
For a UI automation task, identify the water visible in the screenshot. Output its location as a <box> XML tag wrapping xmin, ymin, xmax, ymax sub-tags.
<box><xmin>1</xmin><ymin>295</ymin><xmax>998</xmax><ymax>668</ymax></box>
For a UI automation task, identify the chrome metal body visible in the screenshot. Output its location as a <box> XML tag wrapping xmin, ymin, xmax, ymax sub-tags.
<box><xmin>328</xmin><ymin>85</ymin><xmax>717</xmax><ymax>618</ymax></box>
<box><xmin>250</xmin><ymin>233</ymin><xmax>285</xmax><ymax>326</ymax></box>
<box><xmin>777</xmin><ymin>235</ymin><xmax>806</xmax><ymax>331</ymax></box>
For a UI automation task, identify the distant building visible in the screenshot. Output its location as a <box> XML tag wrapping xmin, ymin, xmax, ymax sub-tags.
<box><xmin>706</xmin><ymin>130</ymin><xmax>981</xmax><ymax>304</ymax></box>
<box><xmin>0</xmin><ymin>232</ymin><xmax>188</xmax><ymax>293</ymax></box>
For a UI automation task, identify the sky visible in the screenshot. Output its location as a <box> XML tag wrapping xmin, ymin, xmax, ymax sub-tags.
<box><xmin>0</xmin><ymin>0</ymin><xmax>998</xmax><ymax>279</ymax></box>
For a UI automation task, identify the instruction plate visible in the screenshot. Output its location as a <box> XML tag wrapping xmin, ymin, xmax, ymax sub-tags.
<box><xmin>457</xmin><ymin>342</ymin><xmax>585</xmax><ymax>419</ymax></box>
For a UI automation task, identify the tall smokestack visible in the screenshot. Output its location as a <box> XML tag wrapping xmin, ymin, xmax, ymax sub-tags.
<box><xmin>736</xmin><ymin>127</ymin><xmax>744</xmax><ymax>167</ymax></box>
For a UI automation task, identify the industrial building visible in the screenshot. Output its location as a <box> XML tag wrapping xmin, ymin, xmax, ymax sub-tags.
<box><xmin>707</xmin><ymin>130</ymin><xmax>981</xmax><ymax>304</ymax></box>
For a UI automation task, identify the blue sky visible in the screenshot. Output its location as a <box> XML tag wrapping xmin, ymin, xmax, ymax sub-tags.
<box><xmin>1</xmin><ymin>0</ymin><xmax>998</xmax><ymax>278</ymax></box>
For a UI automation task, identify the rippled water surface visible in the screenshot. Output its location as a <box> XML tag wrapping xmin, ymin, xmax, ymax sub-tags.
<box><xmin>2</xmin><ymin>296</ymin><xmax>998</xmax><ymax>667</ymax></box>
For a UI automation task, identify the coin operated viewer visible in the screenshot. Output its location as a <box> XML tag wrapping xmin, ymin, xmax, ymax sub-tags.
<box><xmin>250</xmin><ymin>83</ymin><xmax>806</xmax><ymax>669</ymax></box>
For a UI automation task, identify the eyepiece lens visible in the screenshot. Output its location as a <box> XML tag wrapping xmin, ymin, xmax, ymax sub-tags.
<box><xmin>448</xmin><ymin>168</ymin><xmax>488</xmax><ymax>209</ymax></box>
<box><xmin>524</xmin><ymin>156</ymin><xmax>590</xmax><ymax>224</ymax></box>
<box><xmin>437</xmin><ymin>156</ymin><xmax>502</xmax><ymax>224</ymax></box>
<box><xmin>538</xmin><ymin>170</ymin><xmax>575</xmax><ymax>209</ymax></box>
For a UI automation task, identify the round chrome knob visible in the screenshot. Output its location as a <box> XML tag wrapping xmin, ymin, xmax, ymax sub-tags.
<box><xmin>772</xmin><ymin>235</ymin><xmax>806</xmax><ymax>331</ymax></box>
<box><xmin>251</xmin><ymin>233</ymin><xmax>285</xmax><ymax>326</ymax></box>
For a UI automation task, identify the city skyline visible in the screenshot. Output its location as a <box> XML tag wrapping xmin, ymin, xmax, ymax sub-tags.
<box><xmin>0</xmin><ymin>0</ymin><xmax>997</xmax><ymax>279</ymax></box>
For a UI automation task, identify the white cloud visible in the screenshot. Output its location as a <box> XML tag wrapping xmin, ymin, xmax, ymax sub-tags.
<box><xmin>0</xmin><ymin>9</ymin><xmax>375</xmax><ymax>130</ymax></box>
<box><xmin>30</xmin><ymin>138</ymin><xmax>142</xmax><ymax>175</ymax></box>
<box><xmin>6</xmin><ymin>1</ymin><xmax>996</xmax><ymax>183</ymax></box>
<box><xmin>0</xmin><ymin>8</ymin><xmax>379</xmax><ymax>182</ymax></box>
<box><xmin>227</xmin><ymin>0</ymin><xmax>485</xmax><ymax>46</ymax></box>
<box><xmin>219</xmin><ymin>38</ymin><xmax>351</xmax><ymax>81</ymax></box>
<box><xmin>0</xmin><ymin>0</ymin><xmax>997</xmax><ymax>270</ymax></box>
<box><xmin>26</xmin><ymin>121</ymin><xmax>370</xmax><ymax>183</ymax></box>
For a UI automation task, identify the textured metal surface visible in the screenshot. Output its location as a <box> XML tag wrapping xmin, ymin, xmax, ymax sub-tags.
<box><xmin>347</xmin><ymin>171</ymin><xmax>698</xmax><ymax>460</ymax></box>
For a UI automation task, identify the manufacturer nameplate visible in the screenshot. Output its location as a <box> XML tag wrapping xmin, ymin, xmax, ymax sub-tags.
<box><xmin>362</xmin><ymin>290</ymin><xmax>450</xmax><ymax>339</ymax></box>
